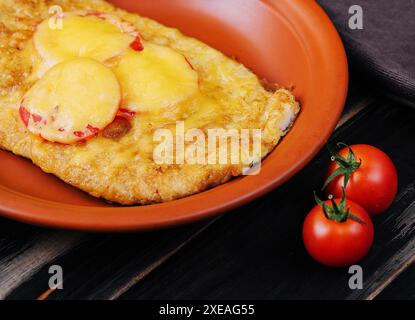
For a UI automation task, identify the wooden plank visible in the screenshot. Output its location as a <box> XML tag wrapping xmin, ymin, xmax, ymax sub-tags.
<box><xmin>347</xmin><ymin>199</ymin><xmax>415</xmax><ymax>300</ymax></box>
<box><xmin>353</xmin><ymin>239</ymin><xmax>415</xmax><ymax>300</ymax></box>
<box><xmin>118</xmin><ymin>101</ymin><xmax>415</xmax><ymax>300</ymax></box>
<box><xmin>0</xmin><ymin>216</ymin><xmax>86</xmax><ymax>300</ymax></box>
<box><xmin>375</xmin><ymin>260</ymin><xmax>415</xmax><ymax>300</ymax></box>
<box><xmin>0</xmin><ymin>231</ymin><xmax>83</xmax><ymax>299</ymax></box>
<box><xmin>1</xmin><ymin>80</ymin><xmax>374</xmax><ymax>300</ymax></box>
<box><xmin>5</xmin><ymin>220</ymin><xmax>218</xmax><ymax>300</ymax></box>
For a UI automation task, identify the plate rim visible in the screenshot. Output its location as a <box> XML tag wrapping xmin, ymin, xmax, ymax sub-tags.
<box><xmin>0</xmin><ymin>0</ymin><xmax>348</xmax><ymax>231</ymax></box>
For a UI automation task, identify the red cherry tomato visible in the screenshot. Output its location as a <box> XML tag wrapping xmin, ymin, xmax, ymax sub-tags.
<box><xmin>303</xmin><ymin>197</ymin><xmax>374</xmax><ymax>267</ymax></box>
<box><xmin>325</xmin><ymin>144</ymin><xmax>398</xmax><ymax>216</ymax></box>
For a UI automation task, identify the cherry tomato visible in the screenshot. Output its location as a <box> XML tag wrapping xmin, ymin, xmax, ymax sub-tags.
<box><xmin>303</xmin><ymin>194</ymin><xmax>374</xmax><ymax>267</ymax></box>
<box><xmin>324</xmin><ymin>144</ymin><xmax>398</xmax><ymax>216</ymax></box>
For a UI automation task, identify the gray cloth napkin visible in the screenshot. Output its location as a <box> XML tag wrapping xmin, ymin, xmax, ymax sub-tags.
<box><xmin>317</xmin><ymin>0</ymin><xmax>415</xmax><ymax>107</ymax></box>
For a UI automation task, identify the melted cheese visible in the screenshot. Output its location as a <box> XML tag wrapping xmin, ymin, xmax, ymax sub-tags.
<box><xmin>21</xmin><ymin>58</ymin><xmax>120</xmax><ymax>143</ymax></box>
<box><xmin>18</xmin><ymin>11</ymin><xmax>295</xmax><ymax>165</ymax></box>
<box><xmin>33</xmin><ymin>14</ymin><xmax>136</xmax><ymax>76</ymax></box>
<box><xmin>114</xmin><ymin>43</ymin><xmax>199</xmax><ymax>113</ymax></box>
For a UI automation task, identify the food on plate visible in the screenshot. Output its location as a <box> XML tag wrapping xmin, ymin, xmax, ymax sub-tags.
<box><xmin>303</xmin><ymin>190</ymin><xmax>374</xmax><ymax>267</ymax></box>
<box><xmin>323</xmin><ymin>144</ymin><xmax>398</xmax><ymax>216</ymax></box>
<box><xmin>0</xmin><ymin>0</ymin><xmax>300</xmax><ymax>204</ymax></box>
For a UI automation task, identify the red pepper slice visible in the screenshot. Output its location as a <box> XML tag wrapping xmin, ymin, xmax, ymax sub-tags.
<box><xmin>73</xmin><ymin>131</ymin><xmax>86</xmax><ymax>138</ymax></box>
<box><xmin>32</xmin><ymin>113</ymin><xmax>42</xmax><ymax>123</ymax></box>
<box><xmin>19</xmin><ymin>106</ymin><xmax>30</xmax><ymax>127</ymax></box>
<box><xmin>130</xmin><ymin>36</ymin><xmax>144</xmax><ymax>51</ymax></box>
<box><xmin>87</xmin><ymin>124</ymin><xmax>100</xmax><ymax>134</ymax></box>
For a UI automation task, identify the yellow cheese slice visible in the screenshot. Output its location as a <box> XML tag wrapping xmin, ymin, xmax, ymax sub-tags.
<box><xmin>20</xmin><ymin>58</ymin><xmax>121</xmax><ymax>144</ymax></box>
<box><xmin>113</xmin><ymin>43</ymin><xmax>199</xmax><ymax>113</ymax></box>
<box><xmin>33</xmin><ymin>14</ymin><xmax>137</xmax><ymax>76</ymax></box>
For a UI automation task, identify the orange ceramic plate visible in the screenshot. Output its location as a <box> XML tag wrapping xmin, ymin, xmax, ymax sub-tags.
<box><xmin>0</xmin><ymin>0</ymin><xmax>348</xmax><ymax>231</ymax></box>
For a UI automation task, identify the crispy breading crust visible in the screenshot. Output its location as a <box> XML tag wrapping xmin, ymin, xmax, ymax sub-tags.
<box><xmin>0</xmin><ymin>0</ymin><xmax>300</xmax><ymax>205</ymax></box>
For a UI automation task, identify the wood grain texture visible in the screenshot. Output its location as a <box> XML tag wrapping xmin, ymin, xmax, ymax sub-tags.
<box><xmin>0</xmin><ymin>232</ymin><xmax>82</xmax><ymax>299</ymax></box>
<box><xmin>5</xmin><ymin>220</ymin><xmax>219</xmax><ymax>300</ymax></box>
<box><xmin>376</xmin><ymin>261</ymin><xmax>415</xmax><ymax>300</ymax></box>
<box><xmin>0</xmin><ymin>217</ymin><xmax>85</xmax><ymax>299</ymax></box>
<box><xmin>348</xmin><ymin>200</ymin><xmax>415</xmax><ymax>300</ymax></box>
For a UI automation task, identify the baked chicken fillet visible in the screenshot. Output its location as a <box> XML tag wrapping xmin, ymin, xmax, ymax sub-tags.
<box><xmin>0</xmin><ymin>0</ymin><xmax>300</xmax><ymax>204</ymax></box>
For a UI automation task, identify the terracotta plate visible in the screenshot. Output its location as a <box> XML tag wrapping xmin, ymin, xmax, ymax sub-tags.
<box><xmin>0</xmin><ymin>0</ymin><xmax>348</xmax><ymax>231</ymax></box>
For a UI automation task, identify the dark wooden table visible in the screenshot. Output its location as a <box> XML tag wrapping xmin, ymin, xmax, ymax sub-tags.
<box><xmin>0</xmin><ymin>71</ymin><xmax>414</xmax><ymax>300</ymax></box>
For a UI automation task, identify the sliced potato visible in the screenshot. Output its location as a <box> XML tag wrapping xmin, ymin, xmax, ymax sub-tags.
<box><xmin>33</xmin><ymin>14</ymin><xmax>137</xmax><ymax>75</ymax></box>
<box><xmin>20</xmin><ymin>58</ymin><xmax>121</xmax><ymax>144</ymax></box>
<box><xmin>114</xmin><ymin>43</ymin><xmax>199</xmax><ymax>113</ymax></box>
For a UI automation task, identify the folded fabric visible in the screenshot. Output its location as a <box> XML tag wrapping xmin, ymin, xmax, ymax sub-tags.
<box><xmin>317</xmin><ymin>0</ymin><xmax>415</xmax><ymax>107</ymax></box>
